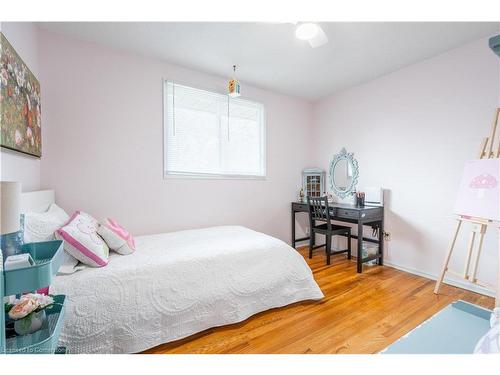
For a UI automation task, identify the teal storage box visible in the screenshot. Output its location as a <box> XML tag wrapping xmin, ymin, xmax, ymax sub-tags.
<box><xmin>3</xmin><ymin>240</ymin><xmax>64</xmax><ymax>296</ymax></box>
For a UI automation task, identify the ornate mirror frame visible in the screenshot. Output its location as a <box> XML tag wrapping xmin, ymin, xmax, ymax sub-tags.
<box><xmin>329</xmin><ymin>148</ymin><xmax>359</xmax><ymax>199</ymax></box>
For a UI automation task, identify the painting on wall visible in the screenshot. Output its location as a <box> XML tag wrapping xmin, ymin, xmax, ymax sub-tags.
<box><xmin>454</xmin><ymin>158</ymin><xmax>500</xmax><ymax>221</ymax></box>
<box><xmin>0</xmin><ymin>32</ymin><xmax>41</xmax><ymax>157</ymax></box>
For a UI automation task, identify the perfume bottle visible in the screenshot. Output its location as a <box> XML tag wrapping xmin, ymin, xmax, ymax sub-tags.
<box><xmin>299</xmin><ymin>188</ymin><xmax>305</xmax><ymax>203</ymax></box>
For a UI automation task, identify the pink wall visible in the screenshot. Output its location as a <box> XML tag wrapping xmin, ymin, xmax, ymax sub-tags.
<box><xmin>312</xmin><ymin>37</ymin><xmax>500</xmax><ymax>292</ymax></box>
<box><xmin>38</xmin><ymin>30</ymin><xmax>312</xmax><ymax>241</ymax></box>
<box><xmin>5</xmin><ymin>24</ymin><xmax>499</xmax><ymax>295</ymax></box>
<box><xmin>0</xmin><ymin>22</ymin><xmax>41</xmax><ymax>191</ymax></box>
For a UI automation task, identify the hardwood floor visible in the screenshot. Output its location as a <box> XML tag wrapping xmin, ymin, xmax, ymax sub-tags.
<box><xmin>144</xmin><ymin>246</ymin><xmax>494</xmax><ymax>354</ymax></box>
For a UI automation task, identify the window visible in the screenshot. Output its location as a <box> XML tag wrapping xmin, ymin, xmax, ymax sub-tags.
<box><xmin>164</xmin><ymin>81</ymin><xmax>266</xmax><ymax>178</ymax></box>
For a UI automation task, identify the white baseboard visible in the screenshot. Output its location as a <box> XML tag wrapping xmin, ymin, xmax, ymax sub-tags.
<box><xmin>294</xmin><ymin>241</ymin><xmax>495</xmax><ymax>298</ymax></box>
<box><xmin>384</xmin><ymin>260</ymin><xmax>496</xmax><ymax>298</ymax></box>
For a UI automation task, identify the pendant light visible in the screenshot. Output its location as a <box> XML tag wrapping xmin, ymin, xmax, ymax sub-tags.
<box><xmin>228</xmin><ymin>65</ymin><xmax>241</xmax><ymax>97</ymax></box>
<box><xmin>227</xmin><ymin>65</ymin><xmax>241</xmax><ymax>142</ymax></box>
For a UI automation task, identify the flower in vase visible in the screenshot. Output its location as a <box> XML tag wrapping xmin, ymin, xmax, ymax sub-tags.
<box><xmin>8</xmin><ymin>293</ymin><xmax>54</xmax><ymax>320</ymax></box>
<box><xmin>8</xmin><ymin>298</ymin><xmax>38</xmax><ymax>320</ymax></box>
<box><xmin>33</xmin><ymin>293</ymin><xmax>54</xmax><ymax>309</ymax></box>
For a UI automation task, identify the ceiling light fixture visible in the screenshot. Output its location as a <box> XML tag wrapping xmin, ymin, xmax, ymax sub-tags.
<box><xmin>295</xmin><ymin>23</ymin><xmax>319</xmax><ymax>41</ymax></box>
<box><xmin>228</xmin><ymin>65</ymin><xmax>241</xmax><ymax>98</ymax></box>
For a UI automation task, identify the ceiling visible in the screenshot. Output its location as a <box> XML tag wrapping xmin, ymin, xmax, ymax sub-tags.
<box><xmin>37</xmin><ymin>22</ymin><xmax>500</xmax><ymax>101</ymax></box>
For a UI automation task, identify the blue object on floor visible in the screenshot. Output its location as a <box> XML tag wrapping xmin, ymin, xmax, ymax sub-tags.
<box><xmin>382</xmin><ymin>300</ymin><xmax>491</xmax><ymax>354</ymax></box>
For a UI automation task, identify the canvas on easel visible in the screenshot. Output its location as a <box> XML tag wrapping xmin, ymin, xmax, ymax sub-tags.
<box><xmin>434</xmin><ymin>108</ymin><xmax>500</xmax><ymax>307</ymax></box>
<box><xmin>454</xmin><ymin>159</ymin><xmax>500</xmax><ymax>221</ymax></box>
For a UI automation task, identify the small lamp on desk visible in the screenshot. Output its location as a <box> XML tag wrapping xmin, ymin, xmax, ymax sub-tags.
<box><xmin>0</xmin><ymin>181</ymin><xmax>22</xmax><ymax>257</ymax></box>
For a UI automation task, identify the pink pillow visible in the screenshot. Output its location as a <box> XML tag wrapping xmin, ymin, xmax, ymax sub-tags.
<box><xmin>55</xmin><ymin>211</ymin><xmax>109</xmax><ymax>267</ymax></box>
<box><xmin>97</xmin><ymin>218</ymin><xmax>135</xmax><ymax>255</ymax></box>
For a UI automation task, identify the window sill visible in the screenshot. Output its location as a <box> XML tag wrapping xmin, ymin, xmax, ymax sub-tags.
<box><xmin>164</xmin><ymin>172</ymin><xmax>267</xmax><ymax>181</ymax></box>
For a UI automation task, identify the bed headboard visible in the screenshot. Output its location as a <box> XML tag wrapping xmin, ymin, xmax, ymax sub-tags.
<box><xmin>21</xmin><ymin>190</ymin><xmax>55</xmax><ymax>214</ymax></box>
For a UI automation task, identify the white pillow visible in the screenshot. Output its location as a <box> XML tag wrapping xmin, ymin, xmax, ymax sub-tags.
<box><xmin>97</xmin><ymin>218</ymin><xmax>136</xmax><ymax>255</ymax></box>
<box><xmin>23</xmin><ymin>203</ymin><xmax>70</xmax><ymax>243</ymax></box>
<box><xmin>23</xmin><ymin>203</ymin><xmax>84</xmax><ymax>274</ymax></box>
<box><xmin>491</xmin><ymin>307</ymin><xmax>500</xmax><ymax>327</ymax></box>
<box><xmin>474</xmin><ymin>308</ymin><xmax>500</xmax><ymax>354</ymax></box>
<box><xmin>56</xmin><ymin>211</ymin><xmax>109</xmax><ymax>268</ymax></box>
<box><xmin>474</xmin><ymin>325</ymin><xmax>500</xmax><ymax>354</ymax></box>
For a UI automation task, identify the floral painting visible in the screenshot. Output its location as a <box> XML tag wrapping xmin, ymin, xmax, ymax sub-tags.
<box><xmin>0</xmin><ymin>32</ymin><xmax>41</xmax><ymax>157</ymax></box>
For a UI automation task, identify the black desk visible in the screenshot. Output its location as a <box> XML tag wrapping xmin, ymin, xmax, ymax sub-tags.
<box><xmin>291</xmin><ymin>202</ymin><xmax>384</xmax><ymax>273</ymax></box>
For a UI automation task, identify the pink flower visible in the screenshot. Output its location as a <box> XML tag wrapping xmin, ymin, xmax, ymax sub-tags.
<box><xmin>8</xmin><ymin>299</ymin><xmax>37</xmax><ymax>320</ymax></box>
<box><xmin>31</xmin><ymin>293</ymin><xmax>54</xmax><ymax>308</ymax></box>
<box><xmin>8</xmin><ymin>293</ymin><xmax>55</xmax><ymax>320</ymax></box>
<box><xmin>7</xmin><ymin>293</ymin><xmax>53</xmax><ymax>320</ymax></box>
<box><xmin>14</xmin><ymin>129</ymin><xmax>23</xmax><ymax>145</ymax></box>
<box><xmin>469</xmin><ymin>174</ymin><xmax>498</xmax><ymax>189</ymax></box>
<box><xmin>469</xmin><ymin>173</ymin><xmax>498</xmax><ymax>199</ymax></box>
<box><xmin>36</xmin><ymin>105</ymin><xmax>41</xmax><ymax>127</ymax></box>
<box><xmin>26</xmin><ymin>127</ymin><xmax>34</xmax><ymax>146</ymax></box>
<box><xmin>0</xmin><ymin>68</ymin><xmax>8</xmax><ymax>86</ymax></box>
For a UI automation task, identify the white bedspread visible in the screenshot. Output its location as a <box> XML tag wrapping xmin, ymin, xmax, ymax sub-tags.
<box><xmin>50</xmin><ymin>226</ymin><xmax>323</xmax><ymax>353</ymax></box>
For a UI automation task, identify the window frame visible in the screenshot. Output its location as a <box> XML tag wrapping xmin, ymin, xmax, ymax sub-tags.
<box><xmin>163</xmin><ymin>80</ymin><xmax>267</xmax><ymax>180</ymax></box>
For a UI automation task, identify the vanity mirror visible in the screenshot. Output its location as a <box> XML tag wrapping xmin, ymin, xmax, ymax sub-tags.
<box><xmin>329</xmin><ymin>148</ymin><xmax>359</xmax><ymax>199</ymax></box>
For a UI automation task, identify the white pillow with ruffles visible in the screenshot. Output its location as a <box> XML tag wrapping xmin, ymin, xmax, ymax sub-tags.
<box><xmin>23</xmin><ymin>203</ymin><xmax>69</xmax><ymax>243</ymax></box>
<box><xmin>23</xmin><ymin>203</ymin><xmax>81</xmax><ymax>274</ymax></box>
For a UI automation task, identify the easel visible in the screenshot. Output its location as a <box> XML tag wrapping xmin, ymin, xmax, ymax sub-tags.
<box><xmin>434</xmin><ymin>108</ymin><xmax>500</xmax><ymax>307</ymax></box>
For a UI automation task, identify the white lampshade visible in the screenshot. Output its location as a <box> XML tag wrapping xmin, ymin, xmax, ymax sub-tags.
<box><xmin>0</xmin><ymin>181</ymin><xmax>21</xmax><ymax>235</ymax></box>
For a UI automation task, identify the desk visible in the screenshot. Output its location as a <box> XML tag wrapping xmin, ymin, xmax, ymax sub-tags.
<box><xmin>291</xmin><ymin>202</ymin><xmax>384</xmax><ymax>273</ymax></box>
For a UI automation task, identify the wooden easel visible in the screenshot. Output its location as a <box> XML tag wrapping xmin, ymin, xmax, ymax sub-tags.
<box><xmin>434</xmin><ymin>108</ymin><xmax>500</xmax><ymax>307</ymax></box>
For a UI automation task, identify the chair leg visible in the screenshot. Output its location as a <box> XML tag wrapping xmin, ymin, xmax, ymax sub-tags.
<box><xmin>357</xmin><ymin>233</ymin><xmax>363</xmax><ymax>273</ymax></box>
<box><xmin>347</xmin><ymin>230</ymin><xmax>352</xmax><ymax>260</ymax></box>
<box><xmin>309</xmin><ymin>231</ymin><xmax>314</xmax><ymax>259</ymax></box>
<box><xmin>326</xmin><ymin>234</ymin><xmax>331</xmax><ymax>265</ymax></box>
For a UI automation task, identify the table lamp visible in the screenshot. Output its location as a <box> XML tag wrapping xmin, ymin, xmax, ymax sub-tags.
<box><xmin>0</xmin><ymin>181</ymin><xmax>22</xmax><ymax>256</ymax></box>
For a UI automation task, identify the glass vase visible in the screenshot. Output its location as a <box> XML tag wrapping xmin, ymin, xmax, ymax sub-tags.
<box><xmin>14</xmin><ymin>310</ymin><xmax>46</xmax><ymax>336</ymax></box>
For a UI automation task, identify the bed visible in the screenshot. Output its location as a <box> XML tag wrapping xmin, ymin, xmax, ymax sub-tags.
<box><xmin>22</xmin><ymin>191</ymin><xmax>324</xmax><ymax>353</ymax></box>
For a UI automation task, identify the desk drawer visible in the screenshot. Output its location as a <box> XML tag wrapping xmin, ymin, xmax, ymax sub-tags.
<box><xmin>293</xmin><ymin>203</ymin><xmax>309</xmax><ymax>212</ymax></box>
<box><xmin>361</xmin><ymin>209</ymin><xmax>383</xmax><ymax>221</ymax></box>
<box><xmin>336</xmin><ymin>209</ymin><xmax>359</xmax><ymax>219</ymax></box>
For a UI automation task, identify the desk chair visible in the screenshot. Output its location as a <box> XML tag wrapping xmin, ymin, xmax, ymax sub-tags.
<box><xmin>307</xmin><ymin>196</ymin><xmax>352</xmax><ymax>265</ymax></box>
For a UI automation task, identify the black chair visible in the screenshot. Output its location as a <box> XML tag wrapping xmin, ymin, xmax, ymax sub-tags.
<box><xmin>307</xmin><ymin>196</ymin><xmax>352</xmax><ymax>265</ymax></box>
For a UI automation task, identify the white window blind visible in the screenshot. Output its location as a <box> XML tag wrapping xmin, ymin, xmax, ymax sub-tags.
<box><xmin>164</xmin><ymin>81</ymin><xmax>266</xmax><ymax>178</ymax></box>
